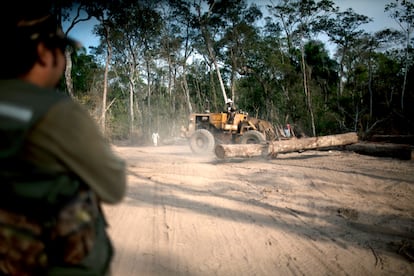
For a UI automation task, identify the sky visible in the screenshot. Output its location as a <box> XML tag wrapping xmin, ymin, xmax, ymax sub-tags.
<box><xmin>67</xmin><ymin>0</ymin><xmax>400</xmax><ymax>52</ymax></box>
<box><xmin>334</xmin><ymin>0</ymin><xmax>398</xmax><ymax>32</ymax></box>
<box><xmin>65</xmin><ymin>18</ymin><xmax>99</xmax><ymax>51</ymax></box>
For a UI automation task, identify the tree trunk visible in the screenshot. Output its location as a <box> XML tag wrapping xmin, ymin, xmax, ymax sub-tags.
<box><xmin>181</xmin><ymin>76</ymin><xmax>192</xmax><ymax>114</ymax></box>
<box><xmin>401</xmin><ymin>33</ymin><xmax>409</xmax><ymax>111</ymax></box>
<box><xmin>214</xmin><ymin>132</ymin><xmax>359</xmax><ymax>159</ymax></box>
<box><xmin>300</xmin><ymin>43</ymin><xmax>316</xmax><ymax>137</ymax></box>
<box><xmin>129</xmin><ymin>75</ymin><xmax>135</xmax><ymax>136</ymax></box>
<box><xmin>64</xmin><ymin>49</ymin><xmax>74</xmax><ymax>98</ymax></box>
<box><xmin>146</xmin><ymin>57</ymin><xmax>151</xmax><ymax>136</ymax></box>
<box><xmin>101</xmin><ymin>26</ymin><xmax>112</xmax><ymax>135</ymax></box>
<box><xmin>200</xmin><ymin>22</ymin><xmax>227</xmax><ymax>104</ymax></box>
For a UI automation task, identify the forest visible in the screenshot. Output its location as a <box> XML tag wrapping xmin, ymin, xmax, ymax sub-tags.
<box><xmin>56</xmin><ymin>0</ymin><xmax>413</xmax><ymax>145</ymax></box>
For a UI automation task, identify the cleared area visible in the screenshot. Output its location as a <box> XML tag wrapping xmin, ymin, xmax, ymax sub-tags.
<box><xmin>104</xmin><ymin>145</ymin><xmax>414</xmax><ymax>276</ymax></box>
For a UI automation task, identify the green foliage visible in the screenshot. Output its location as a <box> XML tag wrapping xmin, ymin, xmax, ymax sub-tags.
<box><xmin>72</xmin><ymin>49</ymin><xmax>100</xmax><ymax>95</ymax></box>
<box><xmin>62</xmin><ymin>0</ymin><xmax>414</xmax><ymax>141</ymax></box>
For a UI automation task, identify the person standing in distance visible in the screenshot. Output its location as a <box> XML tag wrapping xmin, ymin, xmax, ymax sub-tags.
<box><xmin>226</xmin><ymin>98</ymin><xmax>236</xmax><ymax>124</ymax></box>
<box><xmin>0</xmin><ymin>4</ymin><xmax>126</xmax><ymax>276</ymax></box>
<box><xmin>152</xmin><ymin>132</ymin><xmax>160</xmax><ymax>146</ymax></box>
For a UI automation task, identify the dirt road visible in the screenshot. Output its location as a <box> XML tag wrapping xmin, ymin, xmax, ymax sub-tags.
<box><xmin>104</xmin><ymin>144</ymin><xmax>414</xmax><ymax>276</ymax></box>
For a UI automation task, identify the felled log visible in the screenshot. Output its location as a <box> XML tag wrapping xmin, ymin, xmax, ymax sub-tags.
<box><xmin>345</xmin><ymin>142</ymin><xmax>413</xmax><ymax>160</ymax></box>
<box><xmin>268</xmin><ymin>132</ymin><xmax>358</xmax><ymax>154</ymax></box>
<box><xmin>215</xmin><ymin>132</ymin><xmax>358</xmax><ymax>159</ymax></box>
<box><xmin>369</xmin><ymin>135</ymin><xmax>414</xmax><ymax>145</ymax></box>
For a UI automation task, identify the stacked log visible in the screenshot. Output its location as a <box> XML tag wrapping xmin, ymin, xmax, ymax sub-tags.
<box><xmin>369</xmin><ymin>135</ymin><xmax>414</xmax><ymax>145</ymax></box>
<box><xmin>346</xmin><ymin>142</ymin><xmax>413</xmax><ymax>160</ymax></box>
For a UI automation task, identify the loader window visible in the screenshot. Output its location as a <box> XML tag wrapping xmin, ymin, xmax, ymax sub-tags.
<box><xmin>196</xmin><ymin>116</ymin><xmax>209</xmax><ymax>123</ymax></box>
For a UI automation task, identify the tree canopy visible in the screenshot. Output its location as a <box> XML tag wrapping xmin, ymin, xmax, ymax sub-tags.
<box><xmin>58</xmin><ymin>0</ymin><xmax>413</xmax><ymax>144</ymax></box>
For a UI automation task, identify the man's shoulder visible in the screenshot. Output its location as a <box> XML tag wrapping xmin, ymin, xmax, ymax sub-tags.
<box><xmin>0</xmin><ymin>79</ymin><xmax>69</xmax><ymax>103</ymax></box>
<box><xmin>0</xmin><ymin>79</ymin><xmax>70</xmax><ymax>125</ymax></box>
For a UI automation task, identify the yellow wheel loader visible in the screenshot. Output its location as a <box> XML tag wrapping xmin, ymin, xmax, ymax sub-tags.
<box><xmin>181</xmin><ymin>111</ymin><xmax>276</xmax><ymax>154</ymax></box>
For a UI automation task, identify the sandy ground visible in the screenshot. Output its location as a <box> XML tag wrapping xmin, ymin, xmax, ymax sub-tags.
<box><xmin>104</xmin><ymin>143</ymin><xmax>414</xmax><ymax>276</ymax></box>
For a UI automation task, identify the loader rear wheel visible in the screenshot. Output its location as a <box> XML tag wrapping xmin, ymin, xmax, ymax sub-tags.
<box><xmin>190</xmin><ymin>129</ymin><xmax>215</xmax><ymax>154</ymax></box>
<box><xmin>240</xmin><ymin>130</ymin><xmax>266</xmax><ymax>144</ymax></box>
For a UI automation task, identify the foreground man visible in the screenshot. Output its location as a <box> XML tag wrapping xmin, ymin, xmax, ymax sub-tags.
<box><xmin>0</xmin><ymin>7</ymin><xmax>126</xmax><ymax>276</ymax></box>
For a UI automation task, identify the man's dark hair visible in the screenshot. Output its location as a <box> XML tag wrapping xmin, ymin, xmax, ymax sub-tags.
<box><xmin>0</xmin><ymin>2</ymin><xmax>79</xmax><ymax>79</ymax></box>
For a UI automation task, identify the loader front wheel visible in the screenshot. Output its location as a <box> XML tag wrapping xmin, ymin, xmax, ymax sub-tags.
<box><xmin>190</xmin><ymin>129</ymin><xmax>215</xmax><ymax>154</ymax></box>
<box><xmin>240</xmin><ymin>130</ymin><xmax>266</xmax><ymax>144</ymax></box>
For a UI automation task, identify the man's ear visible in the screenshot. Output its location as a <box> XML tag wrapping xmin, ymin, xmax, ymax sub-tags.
<box><xmin>36</xmin><ymin>42</ymin><xmax>49</xmax><ymax>67</ymax></box>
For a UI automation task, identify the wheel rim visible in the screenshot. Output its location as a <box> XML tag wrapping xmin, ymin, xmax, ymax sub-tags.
<box><xmin>246</xmin><ymin>138</ymin><xmax>258</xmax><ymax>144</ymax></box>
<box><xmin>190</xmin><ymin>129</ymin><xmax>215</xmax><ymax>153</ymax></box>
<box><xmin>196</xmin><ymin>137</ymin><xmax>206</xmax><ymax>148</ymax></box>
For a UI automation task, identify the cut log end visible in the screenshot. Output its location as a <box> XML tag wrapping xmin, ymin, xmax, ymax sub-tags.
<box><xmin>214</xmin><ymin>143</ymin><xmax>268</xmax><ymax>159</ymax></box>
<box><xmin>215</xmin><ymin>144</ymin><xmax>226</xmax><ymax>159</ymax></box>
